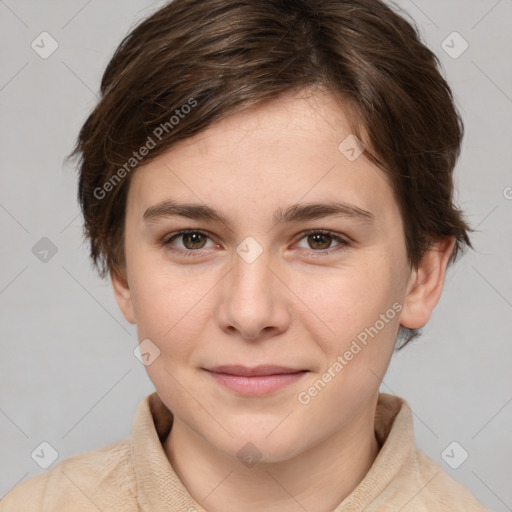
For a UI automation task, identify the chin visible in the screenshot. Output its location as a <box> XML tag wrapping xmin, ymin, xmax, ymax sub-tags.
<box><xmin>214</xmin><ymin>427</ymin><xmax>307</xmax><ymax>467</ymax></box>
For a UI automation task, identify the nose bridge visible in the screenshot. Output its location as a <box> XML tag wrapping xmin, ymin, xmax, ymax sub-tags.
<box><xmin>231</xmin><ymin>235</ymin><xmax>273</xmax><ymax>295</ymax></box>
<box><xmin>217</xmin><ymin>235</ymin><xmax>290</xmax><ymax>339</ymax></box>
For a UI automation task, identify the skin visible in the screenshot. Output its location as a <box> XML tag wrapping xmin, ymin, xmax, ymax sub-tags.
<box><xmin>112</xmin><ymin>87</ymin><xmax>455</xmax><ymax>512</ymax></box>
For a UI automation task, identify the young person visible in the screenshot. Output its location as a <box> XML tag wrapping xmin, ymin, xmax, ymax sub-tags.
<box><xmin>1</xmin><ymin>0</ymin><xmax>491</xmax><ymax>510</ymax></box>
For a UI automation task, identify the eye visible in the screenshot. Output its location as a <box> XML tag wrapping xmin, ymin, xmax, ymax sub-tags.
<box><xmin>294</xmin><ymin>230</ymin><xmax>349</xmax><ymax>254</ymax></box>
<box><xmin>163</xmin><ymin>229</ymin><xmax>216</xmax><ymax>254</ymax></box>
<box><xmin>161</xmin><ymin>228</ymin><xmax>349</xmax><ymax>257</ymax></box>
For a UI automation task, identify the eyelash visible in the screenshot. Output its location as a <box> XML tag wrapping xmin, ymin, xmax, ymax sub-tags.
<box><xmin>161</xmin><ymin>229</ymin><xmax>349</xmax><ymax>257</ymax></box>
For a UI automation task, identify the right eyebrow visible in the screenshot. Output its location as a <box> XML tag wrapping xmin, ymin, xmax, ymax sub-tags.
<box><xmin>143</xmin><ymin>200</ymin><xmax>234</xmax><ymax>226</ymax></box>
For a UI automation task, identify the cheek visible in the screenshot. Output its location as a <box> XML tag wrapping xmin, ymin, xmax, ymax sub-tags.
<box><xmin>128</xmin><ymin>265</ymin><xmax>214</xmax><ymax>358</ymax></box>
<box><xmin>294</xmin><ymin>259</ymin><xmax>401</xmax><ymax>347</ymax></box>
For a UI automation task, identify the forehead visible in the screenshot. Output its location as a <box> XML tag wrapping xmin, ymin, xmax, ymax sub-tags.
<box><xmin>126</xmin><ymin>88</ymin><xmax>397</xmax><ymax>226</ymax></box>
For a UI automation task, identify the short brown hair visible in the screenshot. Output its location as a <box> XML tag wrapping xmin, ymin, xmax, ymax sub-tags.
<box><xmin>70</xmin><ymin>0</ymin><xmax>472</xmax><ymax>348</ymax></box>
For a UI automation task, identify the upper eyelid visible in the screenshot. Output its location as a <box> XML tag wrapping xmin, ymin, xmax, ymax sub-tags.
<box><xmin>164</xmin><ymin>229</ymin><xmax>348</xmax><ymax>248</ymax></box>
<box><xmin>164</xmin><ymin>228</ymin><xmax>215</xmax><ymax>242</ymax></box>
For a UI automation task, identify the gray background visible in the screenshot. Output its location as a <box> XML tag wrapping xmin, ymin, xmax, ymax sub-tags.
<box><xmin>0</xmin><ymin>0</ymin><xmax>511</xmax><ymax>509</ymax></box>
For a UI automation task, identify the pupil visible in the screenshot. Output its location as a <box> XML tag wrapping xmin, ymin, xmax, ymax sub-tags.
<box><xmin>309</xmin><ymin>233</ymin><xmax>330</xmax><ymax>249</ymax></box>
<box><xmin>185</xmin><ymin>233</ymin><xmax>205</xmax><ymax>249</ymax></box>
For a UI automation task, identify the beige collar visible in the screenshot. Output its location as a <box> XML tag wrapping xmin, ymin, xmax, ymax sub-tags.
<box><xmin>131</xmin><ymin>391</ymin><xmax>415</xmax><ymax>511</ymax></box>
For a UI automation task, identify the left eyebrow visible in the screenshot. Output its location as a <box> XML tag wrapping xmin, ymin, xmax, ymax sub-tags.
<box><xmin>273</xmin><ymin>201</ymin><xmax>375</xmax><ymax>225</ymax></box>
<box><xmin>142</xmin><ymin>199</ymin><xmax>375</xmax><ymax>229</ymax></box>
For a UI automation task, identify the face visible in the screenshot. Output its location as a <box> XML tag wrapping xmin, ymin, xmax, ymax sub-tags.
<box><xmin>112</xmin><ymin>88</ymin><xmax>444</xmax><ymax>464</ymax></box>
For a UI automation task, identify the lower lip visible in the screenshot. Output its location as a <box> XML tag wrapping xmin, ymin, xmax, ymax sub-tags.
<box><xmin>207</xmin><ymin>371</ymin><xmax>307</xmax><ymax>396</ymax></box>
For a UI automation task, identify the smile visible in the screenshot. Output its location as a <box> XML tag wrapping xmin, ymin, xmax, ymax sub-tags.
<box><xmin>204</xmin><ymin>365</ymin><xmax>309</xmax><ymax>396</ymax></box>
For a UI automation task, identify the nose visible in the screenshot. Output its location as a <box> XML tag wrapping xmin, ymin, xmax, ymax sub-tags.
<box><xmin>216</xmin><ymin>246</ymin><xmax>292</xmax><ymax>342</ymax></box>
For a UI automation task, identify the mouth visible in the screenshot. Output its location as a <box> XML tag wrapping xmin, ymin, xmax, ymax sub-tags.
<box><xmin>203</xmin><ymin>365</ymin><xmax>309</xmax><ymax>396</ymax></box>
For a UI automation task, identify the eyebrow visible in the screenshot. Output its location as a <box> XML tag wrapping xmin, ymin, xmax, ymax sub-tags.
<box><xmin>142</xmin><ymin>199</ymin><xmax>375</xmax><ymax>229</ymax></box>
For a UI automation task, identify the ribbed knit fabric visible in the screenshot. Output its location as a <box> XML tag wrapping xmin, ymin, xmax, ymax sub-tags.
<box><xmin>0</xmin><ymin>392</ymin><xmax>490</xmax><ymax>511</ymax></box>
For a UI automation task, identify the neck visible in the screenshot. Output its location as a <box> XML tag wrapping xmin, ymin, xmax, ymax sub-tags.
<box><xmin>163</xmin><ymin>395</ymin><xmax>380</xmax><ymax>512</ymax></box>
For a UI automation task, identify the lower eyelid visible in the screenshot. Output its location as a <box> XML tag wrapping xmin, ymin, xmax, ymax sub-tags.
<box><xmin>163</xmin><ymin>230</ymin><xmax>349</xmax><ymax>253</ymax></box>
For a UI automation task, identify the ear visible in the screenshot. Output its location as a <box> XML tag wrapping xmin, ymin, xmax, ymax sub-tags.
<box><xmin>400</xmin><ymin>236</ymin><xmax>456</xmax><ymax>329</ymax></box>
<box><xmin>111</xmin><ymin>267</ymin><xmax>136</xmax><ymax>324</ymax></box>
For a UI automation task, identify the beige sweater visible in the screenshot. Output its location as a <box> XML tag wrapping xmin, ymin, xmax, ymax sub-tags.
<box><xmin>0</xmin><ymin>392</ymin><xmax>490</xmax><ymax>511</ymax></box>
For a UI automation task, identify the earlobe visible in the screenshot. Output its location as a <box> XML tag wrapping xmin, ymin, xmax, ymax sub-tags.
<box><xmin>111</xmin><ymin>268</ymin><xmax>136</xmax><ymax>324</ymax></box>
<box><xmin>399</xmin><ymin>237</ymin><xmax>456</xmax><ymax>330</ymax></box>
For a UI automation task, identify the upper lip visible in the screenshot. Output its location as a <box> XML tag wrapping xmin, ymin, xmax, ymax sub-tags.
<box><xmin>205</xmin><ymin>365</ymin><xmax>306</xmax><ymax>376</ymax></box>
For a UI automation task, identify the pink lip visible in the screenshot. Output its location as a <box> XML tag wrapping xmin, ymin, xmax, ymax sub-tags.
<box><xmin>204</xmin><ymin>365</ymin><xmax>308</xmax><ymax>396</ymax></box>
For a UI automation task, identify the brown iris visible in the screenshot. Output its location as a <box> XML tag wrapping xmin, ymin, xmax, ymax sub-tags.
<box><xmin>182</xmin><ymin>232</ymin><xmax>208</xmax><ymax>250</ymax></box>
<box><xmin>307</xmin><ymin>233</ymin><xmax>332</xmax><ymax>250</ymax></box>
